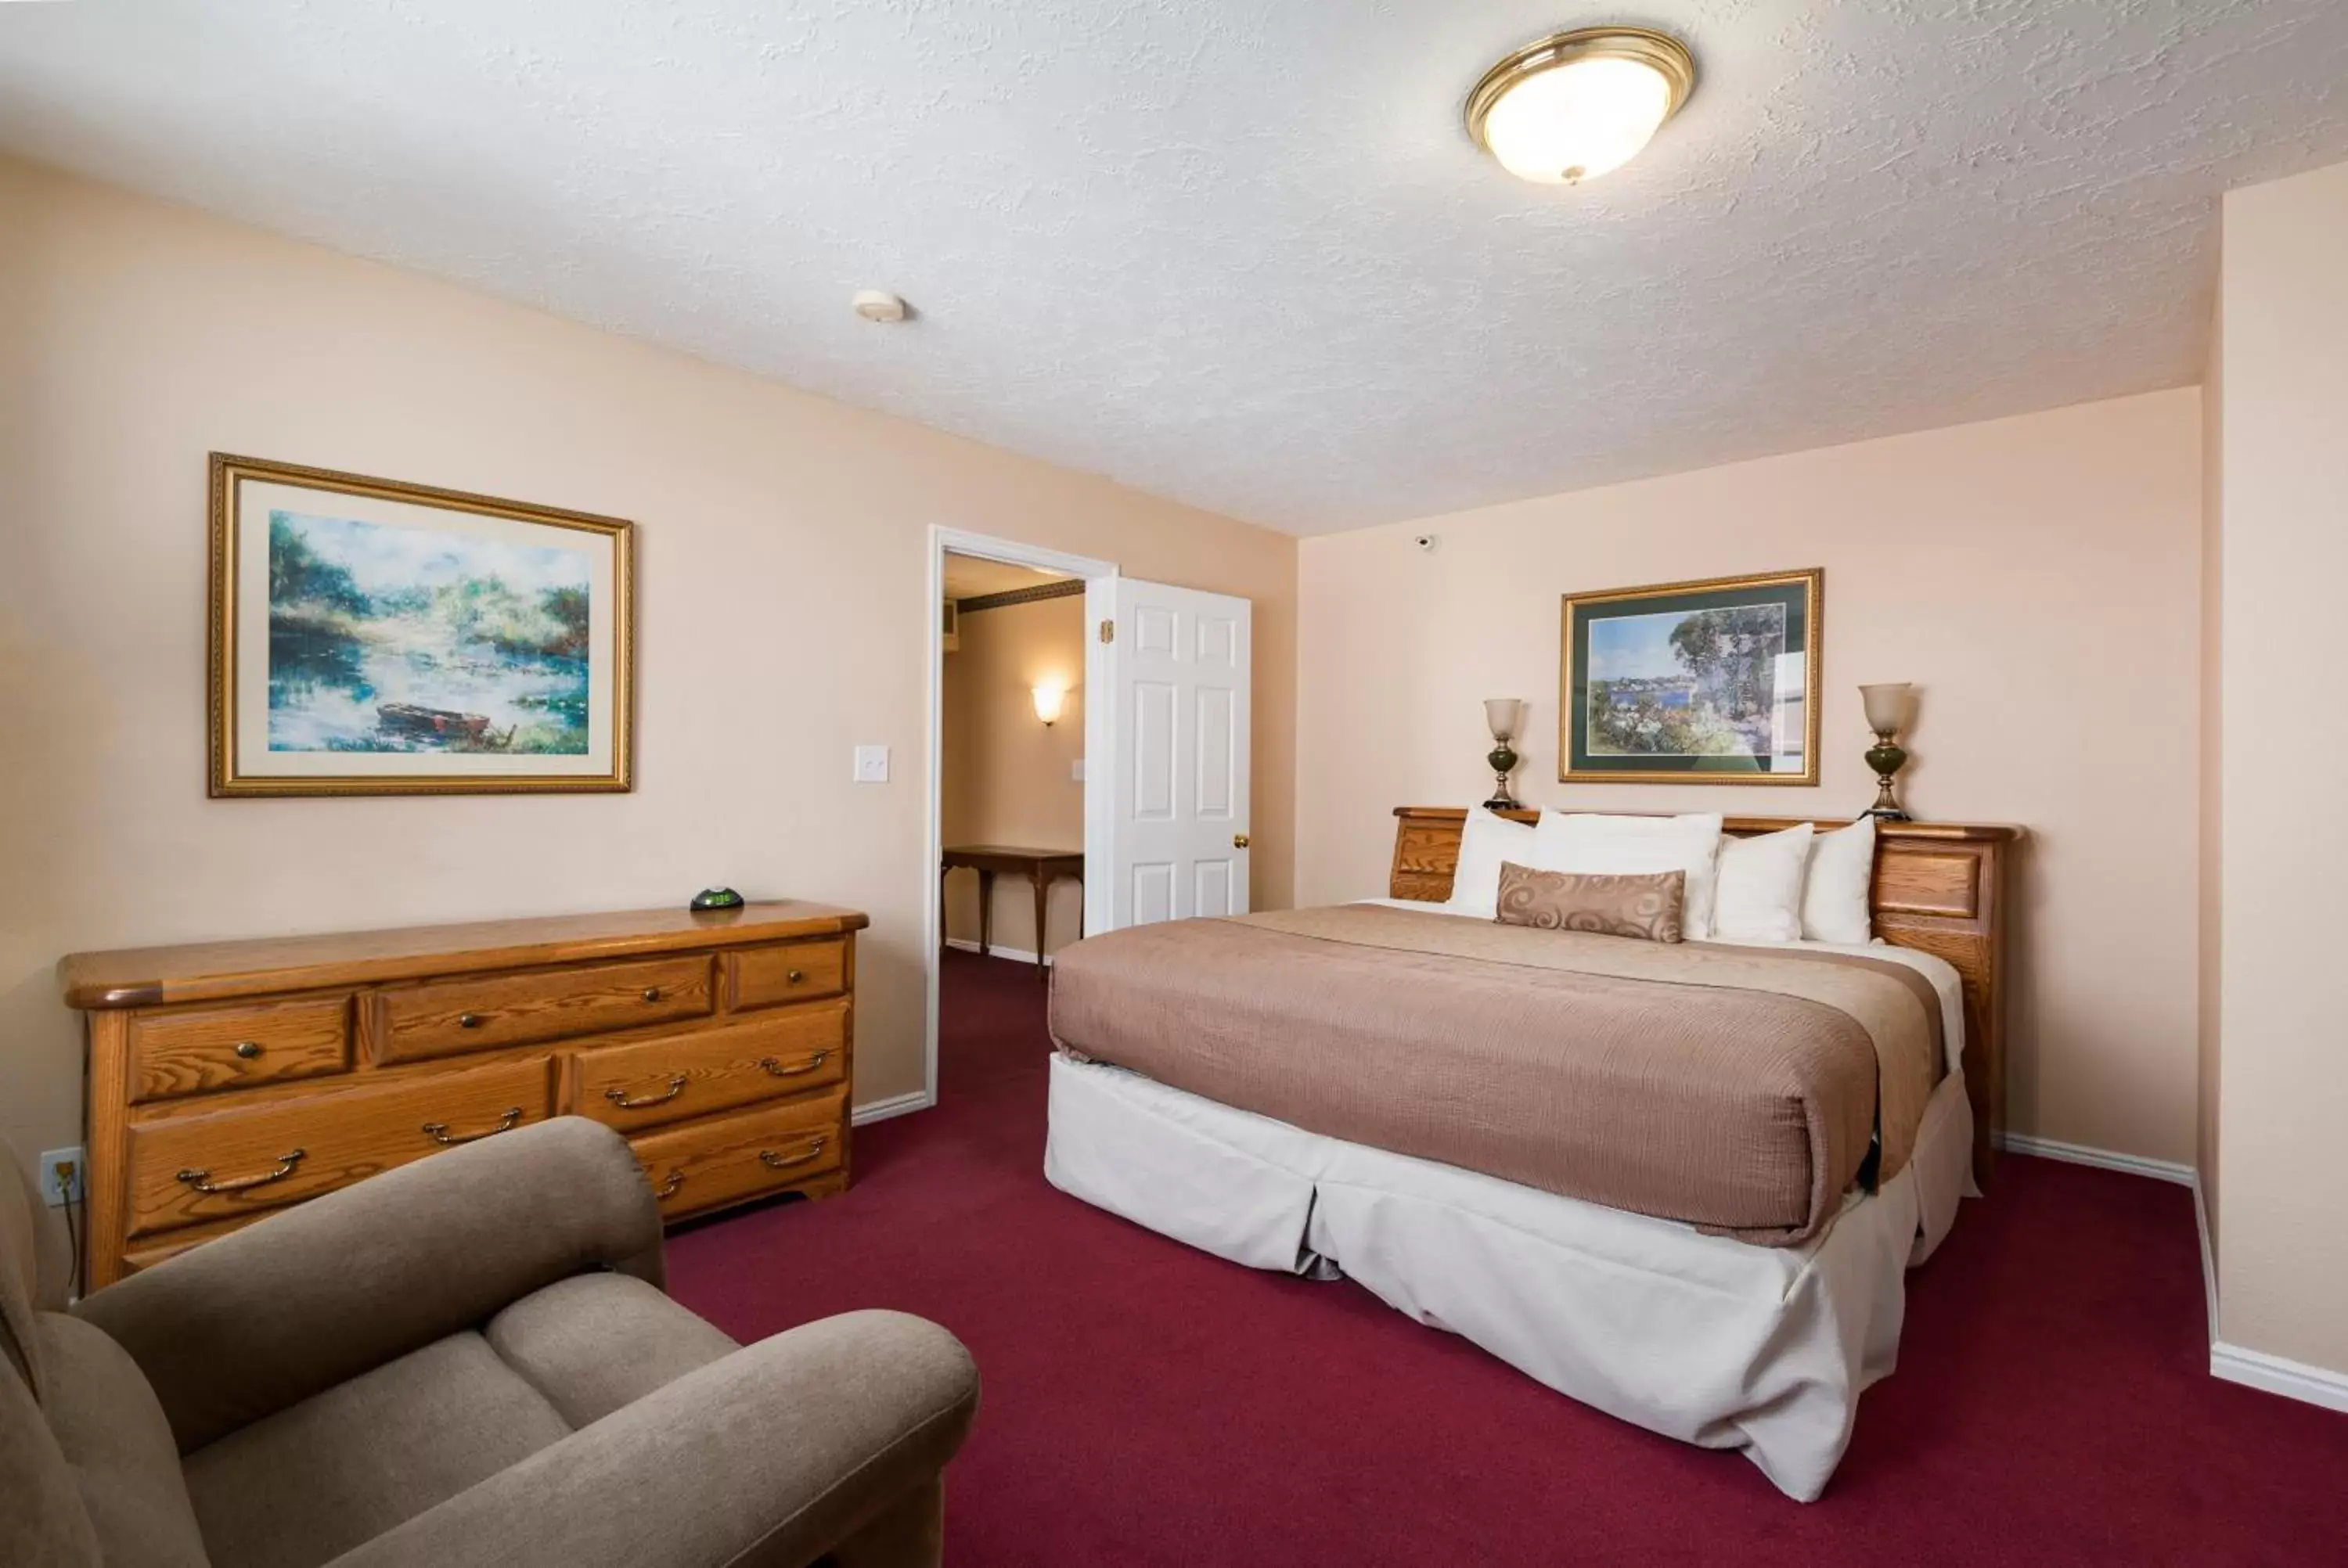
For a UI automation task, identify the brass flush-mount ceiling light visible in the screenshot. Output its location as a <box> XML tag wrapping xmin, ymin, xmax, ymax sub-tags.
<box><xmin>1465</xmin><ymin>26</ymin><xmax>1696</xmax><ymax>185</ymax></box>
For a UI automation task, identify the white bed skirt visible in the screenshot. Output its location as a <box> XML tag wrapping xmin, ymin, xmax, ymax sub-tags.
<box><xmin>1045</xmin><ymin>1054</ymin><xmax>1974</xmax><ymax>1501</ymax></box>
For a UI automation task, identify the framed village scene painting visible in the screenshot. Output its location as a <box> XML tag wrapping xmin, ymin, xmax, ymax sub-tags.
<box><xmin>209</xmin><ymin>454</ymin><xmax>634</xmax><ymax>796</ymax></box>
<box><xmin>1558</xmin><ymin>568</ymin><xmax>1821</xmax><ymax>785</ymax></box>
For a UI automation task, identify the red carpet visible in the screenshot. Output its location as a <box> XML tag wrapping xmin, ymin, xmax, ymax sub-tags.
<box><xmin>669</xmin><ymin>950</ymin><xmax>2348</xmax><ymax>1565</ymax></box>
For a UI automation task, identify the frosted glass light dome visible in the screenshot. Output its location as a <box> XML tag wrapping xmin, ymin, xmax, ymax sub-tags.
<box><xmin>1467</xmin><ymin>27</ymin><xmax>1696</xmax><ymax>185</ymax></box>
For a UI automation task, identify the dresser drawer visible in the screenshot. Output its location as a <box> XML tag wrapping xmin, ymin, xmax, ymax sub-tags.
<box><xmin>568</xmin><ymin>1000</ymin><xmax>848</xmax><ymax>1133</ymax></box>
<box><xmin>369</xmin><ymin>955</ymin><xmax>714</xmax><ymax>1064</ymax></box>
<box><xmin>629</xmin><ymin>1090</ymin><xmax>845</xmax><ymax>1221</ymax></box>
<box><xmin>725</xmin><ymin>939</ymin><xmax>848</xmax><ymax>1011</ymax></box>
<box><xmin>124</xmin><ymin>1056</ymin><xmax>553</xmax><ymax>1239</ymax></box>
<box><xmin>128</xmin><ymin>996</ymin><xmax>351</xmax><ymax>1103</ymax></box>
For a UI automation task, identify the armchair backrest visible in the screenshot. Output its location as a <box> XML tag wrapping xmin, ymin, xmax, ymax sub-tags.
<box><xmin>1</xmin><ymin>1149</ymin><xmax>49</xmax><ymax>1390</ymax></box>
<box><xmin>2</xmin><ymin>1149</ymin><xmax>105</xmax><ymax>1563</ymax></box>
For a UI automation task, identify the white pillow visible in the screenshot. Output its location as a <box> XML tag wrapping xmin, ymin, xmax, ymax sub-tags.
<box><xmin>1530</xmin><ymin>812</ymin><xmax>1726</xmax><ymax>939</ymax></box>
<box><xmin>1711</xmin><ymin>823</ymin><xmax>1815</xmax><ymax>943</ymax></box>
<box><xmin>1800</xmin><ymin>818</ymin><xmax>1877</xmax><ymax>944</ymax></box>
<box><xmin>1446</xmin><ymin>807</ymin><xmax>1536</xmax><ymax>919</ymax></box>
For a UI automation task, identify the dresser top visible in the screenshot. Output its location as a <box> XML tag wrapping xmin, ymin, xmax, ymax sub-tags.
<box><xmin>58</xmin><ymin>901</ymin><xmax>870</xmax><ymax>1009</ymax></box>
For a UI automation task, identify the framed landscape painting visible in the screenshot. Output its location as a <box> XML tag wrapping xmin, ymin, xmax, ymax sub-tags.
<box><xmin>209</xmin><ymin>454</ymin><xmax>634</xmax><ymax>796</ymax></box>
<box><xmin>1558</xmin><ymin>568</ymin><xmax>1821</xmax><ymax>785</ymax></box>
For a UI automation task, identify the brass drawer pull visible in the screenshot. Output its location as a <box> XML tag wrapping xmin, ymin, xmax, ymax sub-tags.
<box><xmin>653</xmin><ymin>1169</ymin><xmax>686</xmax><ymax>1199</ymax></box>
<box><xmin>420</xmin><ymin>1106</ymin><xmax>524</xmax><ymax>1145</ymax></box>
<box><xmin>786</xmin><ymin>969</ymin><xmax>807</xmax><ymax>985</ymax></box>
<box><xmin>177</xmin><ymin>1148</ymin><xmax>306</xmax><ymax>1194</ymax></box>
<box><xmin>641</xmin><ymin>987</ymin><xmax>663</xmax><ymax>1002</ymax></box>
<box><xmin>458</xmin><ymin>1012</ymin><xmax>485</xmax><ymax>1029</ymax></box>
<box><xmin>758</xmin><ymin>1136</ymin><xmax>827</xmax><ymax>1171</ymax></box>
<box><xmin>605</xmin><ymin>1074</ymin><xmax>688</xmax><ymax>1109</ymax></box>
<box><xmin>758</xmin><ymin>1049</ymin><xmax>830</xmax><ymax>1078</ymax></box>
<box><xmin>232</xmin><ymin>1040</ymin><xmax>264</xmax><ymax>1059</ymax></box>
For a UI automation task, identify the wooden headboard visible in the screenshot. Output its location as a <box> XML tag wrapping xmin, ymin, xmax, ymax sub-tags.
<box><xmin>1388</xmin><ymin>807</ymin><xmax>2024</xmax><ymax>1185</ymax></box>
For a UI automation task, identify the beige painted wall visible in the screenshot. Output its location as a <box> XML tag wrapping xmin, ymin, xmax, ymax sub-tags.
<box><xmin>1297</xmin><ymin>388</ymin><xmax>2205</xmax><ymax>1165</ymax></box>
<box><xmin>940</xmin><ymin>593</ymin><xmax>1087</xmax><ymax>957</ymax></box>
<box><xmin>2212</xmin><ymin>158</ymin><xmax>2348</xmax><ymax>1372</ymax></box>
<box><xmin>0</xmin><ymin>156</ymin><xmax>1295</xmax><ymax>1174</ymax></box>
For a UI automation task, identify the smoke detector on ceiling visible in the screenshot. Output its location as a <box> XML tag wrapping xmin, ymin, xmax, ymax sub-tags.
<box><xmin>852</xmin><ymin>290</ymin><xmax>909</xmax><ymax>323</ymax></box>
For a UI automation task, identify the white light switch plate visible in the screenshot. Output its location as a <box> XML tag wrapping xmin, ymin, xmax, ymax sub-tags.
<box><xmin>1071</xmin><ymin>759</ymin><xmax>1086</xmax><ymax>782</ymax></box>
<box><xmin>853</xmin><ymin>745</ymin><xmax>890</xmax><ymax>783</ymax></box>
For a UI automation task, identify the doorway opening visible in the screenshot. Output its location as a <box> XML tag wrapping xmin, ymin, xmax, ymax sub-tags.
<box><xmin>922</xmin><ymin>528</ymin><xmax>1116</xmax><ymax>1114</ymax></box>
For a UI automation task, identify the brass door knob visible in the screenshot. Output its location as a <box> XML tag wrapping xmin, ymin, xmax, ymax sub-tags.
<box><xmin>1233</xmin><ymin>833</ymin><xmax>1250</xmax><ymax>849</ymax></box>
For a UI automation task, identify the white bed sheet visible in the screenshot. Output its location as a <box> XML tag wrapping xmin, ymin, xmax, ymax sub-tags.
<box><xmin>1043</xmin><ymin>904</ymin><xmax>1976</xmax><ymax>1501</ymax></box>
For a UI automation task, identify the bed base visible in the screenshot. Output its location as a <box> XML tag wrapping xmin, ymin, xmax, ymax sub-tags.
<box><xmin>1046</xmin><ymin>1054</ymin><xmax>1973</xmax><ymax>1501</ymax></box>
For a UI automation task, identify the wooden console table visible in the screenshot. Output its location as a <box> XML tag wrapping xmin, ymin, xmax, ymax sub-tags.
<box><xmin>940</xmin><ymin>846</ymin><xmax>1084</xmax><ymax>980</ymax></box>
<box><xmin>58</xmin><ymin>901</ymin><xmax>866</xmax><ymax>1289</ymax></box>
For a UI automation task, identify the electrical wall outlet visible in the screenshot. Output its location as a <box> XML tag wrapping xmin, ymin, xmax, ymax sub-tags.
<box><xmin>852</xmin><ymin>745</ymin><xmax>890</xmax><ymax>783</ymax></box>
<box><xmin>38</xmin><ymin>1146</ymin><xmax>84</xmax><ymax>1209</ymax></box>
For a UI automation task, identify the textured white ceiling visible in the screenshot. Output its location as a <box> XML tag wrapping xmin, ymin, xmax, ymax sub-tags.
<box><xmin>1</xmin><ymin>2</ymin><xmax>2343</xmax><ymax>534</ymax></box>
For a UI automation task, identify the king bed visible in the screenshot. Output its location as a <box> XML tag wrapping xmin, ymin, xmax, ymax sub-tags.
<box><xmin>1042</xmin><ymin>807</ymin><xmax>2021</xmax><ymax>1500</ymax></box>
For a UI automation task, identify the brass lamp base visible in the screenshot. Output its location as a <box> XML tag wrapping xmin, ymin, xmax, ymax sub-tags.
<box><xmin>1864</xmin><ymin>735</ymin><xmax>1909</xmax><ymax>821</ymax></box>
<box><xmin>1485</xmin><ymin>740</ymin><xmax>1521</xmax><ymax>811</ymax></box>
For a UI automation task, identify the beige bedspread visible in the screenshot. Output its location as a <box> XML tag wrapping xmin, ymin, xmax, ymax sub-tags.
<box><xmin>1047</xmin><ymin>903</ymin><xmax>1943</xmax><ymax>1246</ymax></box>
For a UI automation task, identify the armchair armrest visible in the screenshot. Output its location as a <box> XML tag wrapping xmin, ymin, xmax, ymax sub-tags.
<box><xmin>322</xmin><ymin>1310</ymin><xmax>981</xmax><ymax>1568</ymax></box>
<box><xmin>74</xmin><ymin>1116</ymin><xmax>662</xmax><ymax>1451</ymax></box>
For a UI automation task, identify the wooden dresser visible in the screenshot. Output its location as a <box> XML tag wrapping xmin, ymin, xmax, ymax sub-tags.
<box><xmin>58</xmin><ymin>901</ymin><xmax>867</xmax><ymax>1289</ymax></box>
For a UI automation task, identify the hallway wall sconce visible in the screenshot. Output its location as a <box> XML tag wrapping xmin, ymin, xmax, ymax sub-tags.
<box><xmin>1032</xmin><ymin>684</ymin><xmax>1068</xmax><ymax>727</ymax></box>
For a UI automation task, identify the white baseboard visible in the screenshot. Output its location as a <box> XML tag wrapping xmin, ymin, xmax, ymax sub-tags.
<box><xmin>1993</xmin><ymin>1134</ymin><xmax>2348</xmax><ymax>1413</ymax></box>
<box><xmin>1993</xmin><ymin>1131</ymin><xmax>2195</xmax><ymax>1185</ymax></box>
<box><xmin>2211</xmin><ymin>1342</ymin><xmax>2348</xmax><ymax>1414</ymax></box>
<box><xmin>851</xmin><ymin>1090</ymin><xmax>934</xmax><ymax>1127</ymax></box>
<box><xmin>2194</xmin><ymin>1177</ymin><xmax>2219</xmax><ymax>1347</ymax></box>
<box><xmin>943</xmin><ymin>937</ymin><xmax>1055</xmax><ymax>966</ymax></box>
<box><xmin>1994</xmin><ymin>1131</ymin><xmax>2225</xmax><ymax>1350</ymax></box>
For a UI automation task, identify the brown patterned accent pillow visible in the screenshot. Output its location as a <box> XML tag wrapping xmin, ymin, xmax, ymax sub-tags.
<box><xmin>1493</xmin><ymin>862</ymin><xmax>1686</xmax><ymax>944</ymax></box>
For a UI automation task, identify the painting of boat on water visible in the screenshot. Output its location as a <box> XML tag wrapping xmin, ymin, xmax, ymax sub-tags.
<box><xmin>267</xmin><ymin>510</ymin><xmax>592</xmax><ymax>755</ymax></box>
<box><xmin>212</xmin><ymin>455</ymin><xmax>633</xmax><ymax>796</ymax></box>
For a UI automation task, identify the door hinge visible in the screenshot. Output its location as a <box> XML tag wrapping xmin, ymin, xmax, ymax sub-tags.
<box><xmin>1098</xmin><ymin>619</ymin><xmax>1115</xmax><ymax>643</ymax></box>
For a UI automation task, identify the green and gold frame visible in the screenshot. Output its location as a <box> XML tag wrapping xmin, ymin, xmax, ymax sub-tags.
<box><xmin>1558</xmin><ymin>568</ymin><xmax>1822</xmax><ymax>784</ymax></box>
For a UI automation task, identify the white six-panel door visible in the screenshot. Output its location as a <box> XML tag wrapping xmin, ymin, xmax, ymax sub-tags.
<box><xmin>1086</xmin><ymin>578</ymin><xmax>1251</xmax><ymax>931</ymax></box>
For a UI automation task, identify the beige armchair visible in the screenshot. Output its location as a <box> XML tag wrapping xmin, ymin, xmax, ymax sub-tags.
<box><xmin>0</xmin><ymin>1117</ymin><xmax>978</xmax><ymax>1568</ymax></box>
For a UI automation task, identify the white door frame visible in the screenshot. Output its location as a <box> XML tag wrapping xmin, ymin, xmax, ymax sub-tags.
<box><xmin>913</xmin><ymin>526</ymin><xmax>1118</xmax><ymax>1119</ymax></box>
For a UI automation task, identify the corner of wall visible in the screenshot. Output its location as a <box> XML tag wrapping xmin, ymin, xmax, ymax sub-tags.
<box><xmin>2197</xmin><ymin>291</ymin><xmax>2224</xmax><ymax>1288</ymax></box>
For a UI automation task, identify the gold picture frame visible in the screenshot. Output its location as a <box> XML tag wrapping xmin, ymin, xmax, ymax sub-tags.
<box><xmin>1558</xmin><ymin>568</ymin><xmax>1822</xmax><ymax>786</ymax></box>
<box><xmin>209</xmin><ymin>453</ymin><xmax>635</xmax><ymax>797</ymax></box>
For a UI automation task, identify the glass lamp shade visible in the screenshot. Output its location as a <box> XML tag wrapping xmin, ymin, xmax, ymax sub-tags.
<box><xmin>1477</xmin><ymin>56</ymin><xmax>1676</xmax><ymax>183</ymax></box>
<box><xmin>1467</xmin><ymin>30</ymin><xmax>1694</xmax><ymax>186</ymax></box>
<box><xmin>1859</xmin><ymin>683</ymin><xmax>1911</xmax><ymax>735</ymax></box>
<box><xmin>1483</xmin><ymin>697</ymin><xmax>1525</xmax><ymax>741</ymax></box>
<box><xmin>1031</xmin><ymin>684</ymin><xmax>1067</xmax><ymax>726</ymax></box>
